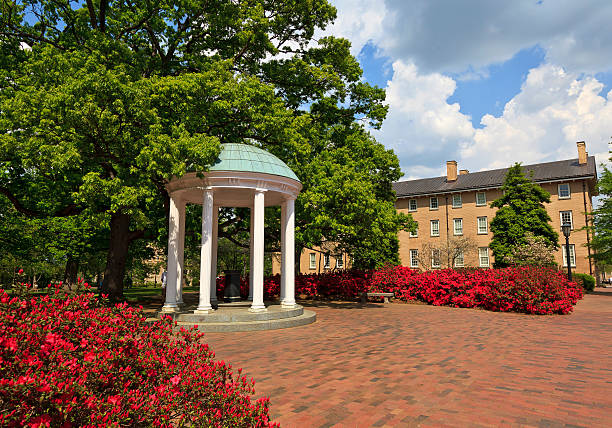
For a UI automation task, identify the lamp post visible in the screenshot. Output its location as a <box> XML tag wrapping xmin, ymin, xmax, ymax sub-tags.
<box><xmin>561</xmin><ymin>223</ymin><xmax>572</xmax><ymax>281</ymax></box>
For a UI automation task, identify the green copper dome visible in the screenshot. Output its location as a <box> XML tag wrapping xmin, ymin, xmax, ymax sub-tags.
<box><xmin>209</xmin><ymin>143</ymin><xmax>300</xmax><ymax>182</ymax></box>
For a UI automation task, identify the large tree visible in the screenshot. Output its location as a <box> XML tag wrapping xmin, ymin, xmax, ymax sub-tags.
<box><xmin>589</xmin><ymin>165</ymin><xmax>612</xmax><ymax>267</ymax></box>
<box><xmin>490</xmin><ymin>163</ymin><xmax>558</xmax><ymax>267</ymax></box>
<box><xmin>0</xmin><ymin>0</ymin><xmax>412</xmax><ymax>298</ymax></box>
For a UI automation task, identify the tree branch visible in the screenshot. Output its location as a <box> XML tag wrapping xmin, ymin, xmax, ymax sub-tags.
<box><xmin>0</xmin><ymin>185</ymin><xmax>84</xmax><ymax>218</ymax></box>
<box><xmin>99</xmin><ymin>0</ymin><xmax>108</xmax><ymax>32</ymax></box>
<box><xmin>85</xmin><ymin>0</ymin><xmax>98</xmax><ymax>29</ymax></box>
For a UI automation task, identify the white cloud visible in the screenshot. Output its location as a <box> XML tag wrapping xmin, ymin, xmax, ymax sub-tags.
<box><xmin>377</xmin><ymin>61</ymin><xmax>612</xmax><ymax>177</ymax></box>
<box><xmin>318</xmin><ymin>0</ymin><xmax>387</xmax><ymax>56</ymax></box>
<box><xmin>371</xmin><ymin>60</ymin><xmax>474</xmax><ymax>174</ymax></box>
<box><xmin>324</xmin><ymin>0</ymin><xmax>612</xmax><ymax>179</ymax></box>
<box><xmin>462</xmin><ymin>64</ymin><xmax>612</xmax><ymax>171</ymax></box>
<box><xmin>329</xmin><ymin>0</ymin><xmax>612</xmax><ymax>74</ymax></box>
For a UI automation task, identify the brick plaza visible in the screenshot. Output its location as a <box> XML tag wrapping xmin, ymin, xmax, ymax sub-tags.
<box><xmin>204</xmin><ymin>291</ymin><xmax>612</xmax><ymax>427</ymax></box>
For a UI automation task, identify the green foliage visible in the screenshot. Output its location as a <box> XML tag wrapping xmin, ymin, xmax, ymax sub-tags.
<box><xmin>490</xmin><ymin>163</ymin><xmax>559</xmax><ymax>267</ymax></box>
<box><xmin>0</xmin><ymin>0</ymin><xmax>411</xmax><ymax>295</ymax></box>
<box><xmin>589</xmin><ymin>166</ymin><xmax>612</xmax><ymax>266</ymax></box>
<box><xmin>572</xmin><ymin>272</ymin><xmax>595</xmax><ymax>292</ymax></box>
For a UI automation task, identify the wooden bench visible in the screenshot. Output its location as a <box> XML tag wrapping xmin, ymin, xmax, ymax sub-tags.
<box><xmin>360</xmin><ymin>292</ymin><xmax>394</xmax><ymax>304</ymax></box>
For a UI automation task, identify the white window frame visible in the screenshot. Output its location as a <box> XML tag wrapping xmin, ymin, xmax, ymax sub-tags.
<box><xmin>323</xmin><ymin>254</ymin><xmax>330</xmax><ymax>269</ymax></box>
<box><xmin>309</xmin><ymin>253</ymin><xmax>316</xmax><ymax>269</ymax></box>
<box><xmin>452</xmin><ymin>194</ymin><xmax>462</xmax><ymax>208</ymax></box>
<box><xmin>479</xmin><ymin>248</ymin><xmax>490</xmax><ymax>268</ymax></box>
<box><xmin>453</xmin><ymin>218</ymin><xmax>463</xmax><ymax>235</ymax></box>
<box><xmin>430</xmin><ymin>220</ymin><xmax>440</xmax><ymax>237</ymax></box>
<box><xmin>336</xmin><ymin>255</ymin><xmax>344</xmax><ymax>269</ymax></box>
<box><xmin>476</xmin><ymin>192</ymin><xmax>487</xmax><ymax>206</ymax></box>
<box><xmin>410</xmin><ymin>249</ymin><xmax>419</xmax><ymax>268</ymax></box>
<box><xmin>431</xmin><ymin>249</ymin><xmax>441</xmax><ymax>268</ymax></box>
<box><xmin>562</xmin><ymin>244</ymin><xmax>576</xmax><ymax>267</ymax></box>
<box><xmin>409</xmin><ymin>223</ymin><xmax>418</xmax><ymax>238</ymax></box>
<box><xmin>409</xmin><ymin>199</ymin><xmax>417</xmax><ymax>212</ymax></box>
<box><xmin>430</xmin><ymin>197</ymin><xmax>438</xmax><ymax>210</ymax></box>
<box><xmin>560</xmin><ymin>211</ymin><xmax>573</xmax><ymax>230</ymax></box>
<box><xmin>454</xmin><ymin>250</ymin><xmax>464</xmax><ymax>268</ymax></box>
<box><xmin>558</xmin><ymin>183</ymin><xmax>571</xmax><ymax>199</ymax></box>
<box><xmin>477</xmin><ymin>216</ymin><xmax>488</xmax><ymax>234</ymax></box>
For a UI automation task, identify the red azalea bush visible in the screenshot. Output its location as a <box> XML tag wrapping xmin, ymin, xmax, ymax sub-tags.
<box><xmin>0</xmin><ymin>284</ymin><xmax>277</xmax><ymax>427</ymax></box>
<box><xmin>233</xmin><ymin>265</ymin><xmax>582</xmax><ymax>315</ymax></box>
<box><xmin>259</xmin><ymin>271</ymin><xmax>370</xmax><ymax>300</ymax></box>
<box><xmin>369</xmin><ymin>265</ymin><xmax>582</xmax><ymax>314</ymax></box>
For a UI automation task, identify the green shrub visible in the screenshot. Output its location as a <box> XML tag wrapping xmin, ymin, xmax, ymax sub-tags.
<box><xmin>572</xmin><ymin>273</ymin><xmax>595</xmax><ymax>291</ymax></box>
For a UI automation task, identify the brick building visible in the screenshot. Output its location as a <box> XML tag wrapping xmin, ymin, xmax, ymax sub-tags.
<box><xmin>281</xmin><ymin>141</ymin><xmax>598</xmax><ymax>275</ymax></box>
<box><xmin>393</xmin><ymin>142</ymin><xmax>598</xmax><ymax>274</ymax></box>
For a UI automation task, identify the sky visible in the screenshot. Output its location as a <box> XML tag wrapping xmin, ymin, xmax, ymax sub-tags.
<box><xmin>320</xmin><ymin>0</ymin><xmax>612</xmax><ymax>180</ymax></box>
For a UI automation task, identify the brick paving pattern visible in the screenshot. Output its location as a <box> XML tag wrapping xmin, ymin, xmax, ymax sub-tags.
<box><xmin>201</xmin><ymin>291</ymin><xmax>612</xmax><ymax>427</ymax></box>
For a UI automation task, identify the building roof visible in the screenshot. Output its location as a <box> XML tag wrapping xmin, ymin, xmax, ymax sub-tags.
<box><xmin>393</xmin><ymin>156</ymin><xmax>597</xmax><ymax>198</ymax></box>
<box><xmin>209</xmin><ymin>143</ymin><xmax>300</xmax><ymax>182</ymax></box>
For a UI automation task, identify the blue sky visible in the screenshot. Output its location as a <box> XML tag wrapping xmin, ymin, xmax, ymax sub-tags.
<box><xmin>324</xmin><ymin>0</ymin><xmax>612</xmax><ymax>180</ymax></box>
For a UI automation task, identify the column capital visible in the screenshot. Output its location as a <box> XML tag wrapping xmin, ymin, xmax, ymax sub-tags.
<box><xmin>196</xmin><ymin>185</ymin><xmax>215</xmax><ymax>193</ymax></box>
<box><xmin>169</xmin><ymin>192</ymin><xmax>186</xmax><ymax>205</ymax></box>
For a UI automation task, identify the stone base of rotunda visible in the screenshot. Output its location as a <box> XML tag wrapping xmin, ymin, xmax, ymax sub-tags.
<box><xmin>155</xmin><ymin>303</ymin><xmax>315</xmax><ymax>332</ymax></box>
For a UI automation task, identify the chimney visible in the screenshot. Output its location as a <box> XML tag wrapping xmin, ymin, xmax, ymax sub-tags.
<box><xmin>577</xmin><ymin>141</ymin><xmax>587</xmax><ymax>165</ymax></box>
<box><xmin>459</xmin><ymin>169</ymin><xmax>469</xmax><ymax>175</ymax></box>
<box><xmin>447</xmin><ymin>160</ymin><xmax>458</xmax><ymax>181</ymax></box>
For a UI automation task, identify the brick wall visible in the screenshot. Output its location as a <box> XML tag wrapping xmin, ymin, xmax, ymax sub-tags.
<box><xmin>396</xmin><ymin>179</ymin><xmax>594</xmax><ymax>274</ymax></box>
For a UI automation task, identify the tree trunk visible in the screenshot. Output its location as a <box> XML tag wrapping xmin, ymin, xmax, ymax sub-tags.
<box><xmin>101</xmin><ymin>212</ymin><xmax>131</xmax><ymax>301</ymax></box>
<box><xmin>64</xmin><ymin>256</ymin><xmax>79</xmax><ymax>289</ymax></box>
<box><xmin>295</xmin><ymin>245</ymin><xmax>302</xmax><ymax>275</ymax></box>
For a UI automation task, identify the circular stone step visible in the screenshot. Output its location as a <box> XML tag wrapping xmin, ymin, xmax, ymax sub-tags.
<box><xmin>155</xmin><ymin>304</ymin><xmax>316</xmax><ymax>332</ymax></box>
<box><xmin>176</xmin><ymin>310</ymin><xmax>316</xmax><ymax>332</ymax></box>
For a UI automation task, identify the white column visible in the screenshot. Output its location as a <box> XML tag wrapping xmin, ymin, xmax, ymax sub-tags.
<box><xmin>248</xmin><ymin>207</ymin><xmax>254</xmax><ymax>301</ymax></box>
<box><xmin>195</xmin><ymin>188</ymin><xmax>214</xmax><ymax>314</ymax></box>
<box><xmin>281</xmin><ymin>197</ymin><xmax>297</xmax><ymax>308</ymax></box>
<box><xmin>210</xmin><ymin>206</ymin><xmax>219</xmax><ymax>305</ymax></box>
<box><xmin>162</xmin><ymin>195</ymin><xmax>180</xmax><ymax>312</ymax></box>
<box><xmin>249</xmin><ymin>189</ymin><xmax>267</xmax><ymax>312</ymax></box>
<box><xmin>280</xmin><ymin>203</ymin><xmax>287</xmax><ymax>304</ymax></box>
<box><xmin>176</xmin><ymin>199</ymin><xmax>186</xmax><ymax>305</ymax></box>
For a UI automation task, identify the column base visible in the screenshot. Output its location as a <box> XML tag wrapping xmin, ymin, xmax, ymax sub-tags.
<box><xmin>161</xmin><ymin>304</ymin><xmax>180</xmax><ymax>313</ymax></box>
<box><xmin>281</xmin><ymin>302</ymin><xmax>298</xmax><ymax>309</ymax></box>
<box><xmin>248</xmin><ymin>305</ymin><xmax>268</xmax><ymax>313</ymax></box>
<box><xmin>194</xmin><ymin>308</ymin><xmax>215</xmax><ymax>315</ymax></box>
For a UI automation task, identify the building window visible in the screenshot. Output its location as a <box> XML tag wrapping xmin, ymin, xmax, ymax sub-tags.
<box><xmin>430</xmin><ymin>197</ymin><xmax>438</xmax><ymax>210</ymax></box>
<box><xmin>454</xmin><ymin>251</ymin><xmax>464</xmax><ymax>268</ymax></box>
<box><xmin>479</xmin><ymin>248</ymin><xmax>490</xmax><ymax>268</ymax></box>
<box><xmin>309</xmin><ymin>253</ymin><xmax>316</xmax><ymax>269</ymax></box>
<box><xmin>476</xmin><ymin>192</ymin><xmax>486</xmax><ymax>206</ymax></box>
<box><xmin>560</xmin><ymin>211</ymin><xmax>573</xmax><ymax>229</ymax></box>
<box><xmin>336</xmin><ymin>255</ymin><xmax>344</xmax><ymax>269</ymax></box>
<box><xmin>409</xmin><ymin>199</ymin><xmax>417</xmax><ymax>211</ymax></box>
<box><xmin>431</xmin><ymin>249</ymin><xmax>441</xmax><ymax>268</ymax></box>
<box><xmin>431</xmin><ymin>220</ymin><xmax>440</xmax><ymax>237</ymax></box>
<box><xmin>562</xmin><ymin>244</ymin><xmax>576</xmax><ymax>267</ymax></box>
<box><xmin>410</xmin><ymin>249</ymin><xmax>419</xmax><ymax>268</ymax></box>
<box><xmin>477</xmin><ymin>216</ymin><xmax>488</xmax><ymax>234</ymax></box>
<box><xmin>558</xmin><ymin>183</ymin><xmax>571</xmax><ymax>199</ymax></box>
<box><xmin>452</xmin><ymin>194</ymin><xmax>462</xmax><ymax>208</ymax></box>
<box><xmin>453</xmin><ymin>218</ymin><xmax>463</xmax><ymax>235</ymax></box>
<box><xmin>323</xmin><ymin>254</ymin><xmax>330</xmax><ymax>269</ymax></box>
<box><xmin>409</xmin><ymin>222</ymin><xmax>418</xmax><ymax>238</ymax></box>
